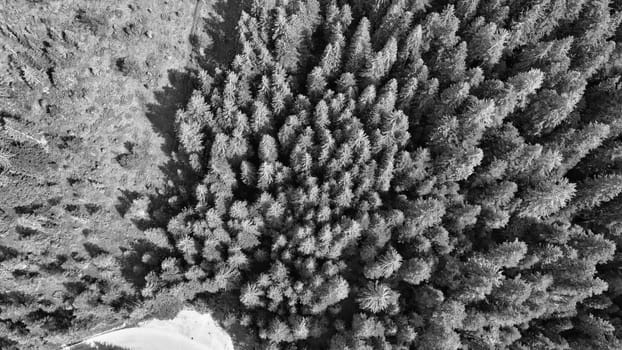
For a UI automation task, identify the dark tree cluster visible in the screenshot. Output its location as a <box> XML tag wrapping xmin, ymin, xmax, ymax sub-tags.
<box><xmin>135</xmin><ymin>0</ymin><xmax>622</xmax><ymax>349</ymax></box>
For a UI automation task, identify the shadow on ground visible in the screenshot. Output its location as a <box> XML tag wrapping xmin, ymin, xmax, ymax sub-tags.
<box><xmin>115</xmin><ymin>68</ymin><xmax>197</xmax><ymax>291</ymax></box>
<box><xmin>115</xmin><ymin>0</ymin><xmax>247</xmax><ymax>291</ymax></box>
<box><xmin>193</xmin><ymin>0</ymin><xmax>249</xmax><ymax>71</ymax></box>
<box><xmin>145</xmin><ymin>70</ymin><xmax>195</xmax><ymax>156</ymax></box>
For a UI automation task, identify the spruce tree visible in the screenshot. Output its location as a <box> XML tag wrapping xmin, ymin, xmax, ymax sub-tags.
<box><xmin>125</xmin><ymin>1</ymin><xmax>622</xmax><ymax>349</ymax></box>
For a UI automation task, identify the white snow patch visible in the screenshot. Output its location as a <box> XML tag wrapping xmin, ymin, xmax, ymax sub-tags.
<box><xmin>65</xmin><ymin>309</ymin><xmax>234</xmax><ymax>350</ymax></box>
<box><xmin>139</xmin><ymin>309</ymin><xmax>234</xmax><ymax>350</ymax></box>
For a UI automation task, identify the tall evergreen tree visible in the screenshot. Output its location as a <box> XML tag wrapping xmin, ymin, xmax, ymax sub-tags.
<box><xmin>119</xmin><ymin>1</ymin><xmax>622</xmax><ymax>349</ymax></box>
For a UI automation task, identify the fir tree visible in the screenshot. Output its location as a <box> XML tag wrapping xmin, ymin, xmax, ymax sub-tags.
<box><xmin>357</xmin><ymin>282</ymin><xmax>400</xmax><ymax>314</ymax></box>
<box><xmin>126</xmin><ymin>1</ymin><xmax>622</xmax><ymax>349</ymax></box>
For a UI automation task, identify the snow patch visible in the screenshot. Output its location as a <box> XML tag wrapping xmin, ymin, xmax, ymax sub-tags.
<box><xmin>65</xmin><ymin>309</ymin><xmax>234</xmax><ymax>350</ymax></box>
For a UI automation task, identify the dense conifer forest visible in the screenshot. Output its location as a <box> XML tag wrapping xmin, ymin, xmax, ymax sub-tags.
<box><xmin>3</xmin><ymin>0</ymin><xmax>622</xmax><ymax>349</ymax></box>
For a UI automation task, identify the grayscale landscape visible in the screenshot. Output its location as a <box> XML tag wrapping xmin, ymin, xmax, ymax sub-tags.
<box><xmin>2</xmin><ymin>1</ymin><xmax>622</xmax><ymax>349</ymax></box>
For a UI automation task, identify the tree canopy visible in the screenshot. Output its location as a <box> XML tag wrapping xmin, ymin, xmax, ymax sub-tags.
<box><xmin>126</xmin><ymin>0</ymin><xmax>622</xmax><ymax>348</ymax></box>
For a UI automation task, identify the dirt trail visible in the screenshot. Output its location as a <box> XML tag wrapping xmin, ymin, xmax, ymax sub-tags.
<box><xmin>191</xmin><ymin>0</ymin><xmax>204</xmax><ymax>40</ymax></box>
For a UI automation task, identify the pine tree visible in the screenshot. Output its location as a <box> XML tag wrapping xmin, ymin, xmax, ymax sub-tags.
<box><xmin>467</xmin><ymin>19</ymin><xmax>508</xmax><ymax>67</ymax></box>
<box><xmin>566</xmin><ymin>174</ymin><xmax>622</xmax><ymax>214</ymax></box>
<box><xmin>372</xmin><ymin>0</ymin><xmax>413</xmax><ymax>47</ymax></box>
<box><xmin>398</xmin><ymin>24</ymin><xmax>423</xmax><ymax>69</ymax></box>
<box><xmin>364</xmin><ymin>246</ymin><xmax>403</xmax><ymax>279</ymax></box>
<box><xmin>309</xmin><ymin>276</ymin><xmax>350</xmax><ymax>314</ymax></box>
<box><xmin>352</xmin><ymin>313</ymin><xmax>386</xmax><ymax>339</ymax></box>
<box><xmin>518</xmin><ymin>177</ymin><xmax>576</xmax><ymax>218</ymax></box>
<box><xmin>455</xmin><ymin>0</ymin><xmax>480</xmax><ymax>20</ymax></box>
<box><xmin>551</xmin><ymin>122</ymin><xmax>610</xmax><ymax>174</ymax></box>
<box><xmin>360</xmin><ymin>36</ymin><xmax>398</xmax><ymax>86</ymax></box>
<box><xmin>399</xmin><ymin>258</ymin><xmax>432</xmax><ymax>285</ymax></box>
<box><xmin>123</xmin><ymin>1</ymin><xmax>622</xmax><ymax>349</ymax></box>
<box><xmin>357</xmin><ymin>282</ymin><xmax>400</xmax><ymax>313</ymax></box>
<box><xmin>272</xmin><ymin>7</ymin><xmax>301</xmax><ymax>73</ymax></box>
<box><xmin>417</xmin><ymin>301</ymin><xmax>465</xmax><ymax>350</ymax></box>
<box><xmin>345</xmin><ymin>17</ymin><xmax>372</xmax><ymax>73</ymax></box>
<box><xmin>399</xmin><ymin>198</ymin><xmax>446</xmax><ymax>241</ymax></box>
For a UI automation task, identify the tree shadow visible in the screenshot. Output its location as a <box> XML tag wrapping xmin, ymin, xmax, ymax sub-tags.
<box><xmin>83</xmin><ymin>242</ymin><xmax>109</xmax><ymax>258</ymax></box>
<box><xmin>144</xmin><ymin>69</ymin><xmax>196</xmax><ymax>156</ymax></box>
<box><xmin>115</xmin><ymin>189</ymin><xmax>141</xmax><ymax>218</ymax></box>
<box><xmin>113</xmin><ymin>0</ymin><xmax>250</xmax><ymax>308</ymax></box>
<box><xmin>116</xmin><ymin>0</ymin><xmax>250</xmax><ymax>229</ymax></box>
<box><xmin>193</xmin><ymin>0</ymin><xmax>250</xmax><ymax>71</ymax></box>
<box><xmin>0</xmin><ymin>245</ymin><xmax>19</xmax><ymax>261</ymax></box>
<box><xmin>141</xmin><ymin>1</ymin><xmax>249</xmax><ymax>160</ymax></box>
<box><xmin>114</xmin><ymin>71</ymin><xmax>197</xmax><ymax>298</ymax></box>
<box><xmin>116</xmin><ymin>239</ymin><xmax>167</xmax><ymax>291</ymax></box>
<box><xmin>0</xmin><ymin>111</ymin><xmax>21</xmax><ymax>124</ymax></box>
<box><xmin>63</xmin><ymin>281</ymin><xmax>87</xmax><ymax>296</ymax></box>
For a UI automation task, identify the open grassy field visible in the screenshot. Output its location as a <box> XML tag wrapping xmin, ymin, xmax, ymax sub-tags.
<box><xmin>0</xmin><ymin>0</ymin><xmax>247</xmax><ymax>348</ymax></box>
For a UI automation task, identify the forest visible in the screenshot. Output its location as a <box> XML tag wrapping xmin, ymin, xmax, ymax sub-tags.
<box><xmin>3</xmin><ymin>0</ymin><xmax>622</xmax><ymax>349</ymax></box>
